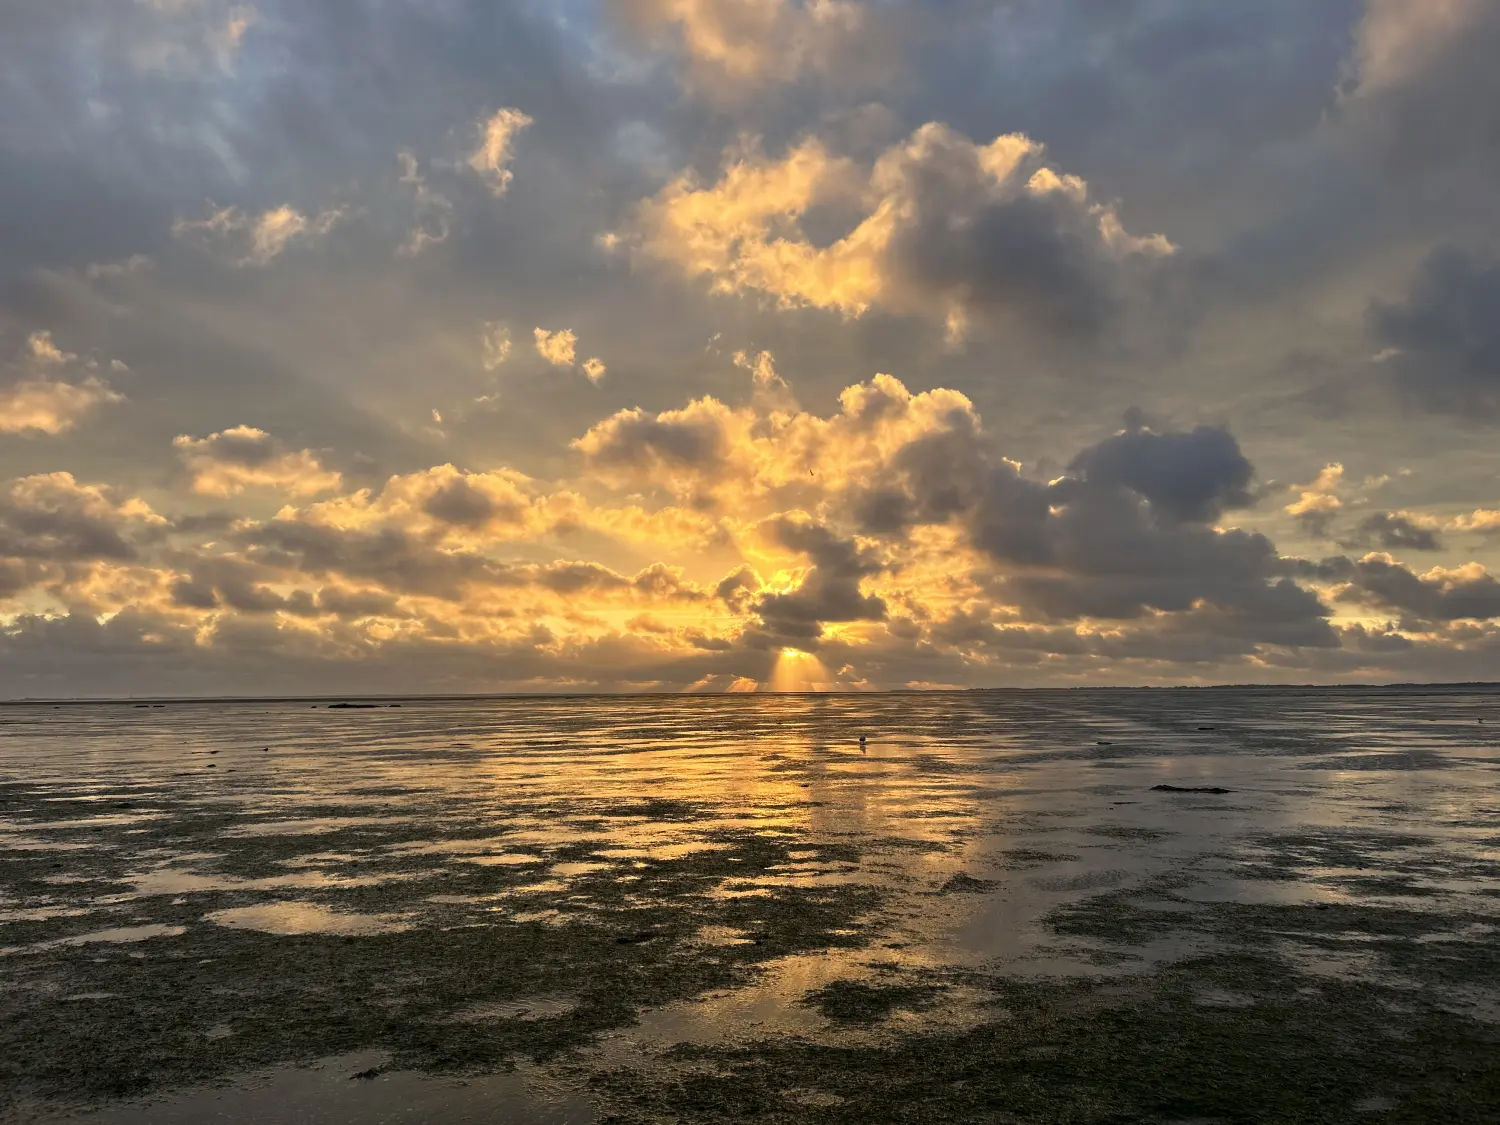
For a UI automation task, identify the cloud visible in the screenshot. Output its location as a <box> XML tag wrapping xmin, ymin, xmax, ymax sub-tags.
<box><xmin>467</xmin><ymin>108</ymin><xmax>533</xmax><ymax>196</ymax></box>
<box><xmin>1284</xmin><ymin>464</ymin><xmax>1345</xmax><ymax>535</ymax></box>
<box><xmin>623</xmin><ymin>123</ymin><xmax>1173</xmax><ymax>343</ymax></box>
<box><xmin>534</xmin><ymin>327</ymin><xmax>578</xmax><ymax>366</ymax></box>
<box><xmin>172</xmin><ymin>203</ymin><xmax>345</xmax><ymax>267</ymax></box>
<box><xmin>1449</xmin><ymin>509</ymin><xmax>1500</xmax><ymax>535</ymax></box>
<box><xmin>613</xmin><ymin>0</ymin><xmax>876</xmax><ymax>89</ymax></box>
<box><xmin>1343</xmin><ymin>0</ymin><xmax>1500</xmax><ymax>169</ymax></box>
<box><xmin>480</xmin><ymin>322</ymin><xmax>513</xmax><ymax>370</ymax></box>
<box><xmin>573</xmin><ymin>395</ymin><xmax>743</xmax><ymax>504</ymax></box>
<box><xmin>0</xmin><ymin>473</ymin><xmax>161</xmax><ymax>565</ymax></box>
<box><xmin>397</xmin><ymin>150</ymin><xmax>454</xmax><ymax>257</ymax></box>
<box><xmin>1344</xmin><ymin>511</ymin><xmax>1444</xmax><ymax>552</ymax></box>
<box><xmin>1369</xmin><ymin>247</ymin><xmax>1500</xmax><ymax>412</ymax></box>
<box><xmin>0</xmin><ymin>332</ymin><xmax>124</xmax><ymax>436</ymax></box>
<box><xmin>582</xmin><ymin>357</ymin><xmax>608</xmax><ymax>384</ymax></box>
<box><xmin>0</xmin><ymin>378</ymin><xmax>123</xmax><ymax>437</ymax></box>
<box><xmin>750</xmin><ymin>515</ymin><xmax>885</xmax><ymax>645</ymax></box>
<box><xmin>1067</xmin><ymin>424</ymin><xmax>1254</xmax><ymax>524</ymax></box>
<box><xmin>1337</xmin><ymin>555</ymin><xmax>1500</xmax><ymax>623</ymax></box>
<box><xmin>173</xmin><ymin>426</ymin><xmax>343</xmax><ymax>497</ymax></box>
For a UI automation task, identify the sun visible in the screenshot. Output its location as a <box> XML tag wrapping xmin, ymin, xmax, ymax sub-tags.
<box><xmin>768</xmin><ymin>647</ymin><xmax>835</xmax><ymax>692</ymax></box>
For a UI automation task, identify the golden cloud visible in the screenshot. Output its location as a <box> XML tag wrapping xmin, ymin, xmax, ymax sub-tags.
<box><xmin>173</xmin><ymin>426</ymin><xmax>343</xmax><ymax>497</ymax></box>
<box><xmin>172</xmin><ymin>203</ymin><xmax>345</xmax><ymax>266</ymax></box>
<box><xmin>620</xmin><ymin>123</ymin><xmax>1173</xmax><ymax>339</ymax></box>
<box><xmin>0</xmin><ymin>332</ymin><xmax>124</xmax><ymax>436</ymax></box>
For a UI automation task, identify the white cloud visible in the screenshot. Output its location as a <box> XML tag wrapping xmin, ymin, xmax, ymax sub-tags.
<box><xmin>467</xmin><ymin>108</ymin><xmax>534</xmax><ymax>196</ymax></box>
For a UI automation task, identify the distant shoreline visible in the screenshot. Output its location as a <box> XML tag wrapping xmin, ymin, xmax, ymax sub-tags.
<box><xmin>4</xmin><ymin>682</ymin><xmax>1500</xmax><ymax>705</ymax></box>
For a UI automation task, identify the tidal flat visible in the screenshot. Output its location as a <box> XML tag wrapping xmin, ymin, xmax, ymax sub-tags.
<box><xmin>1</xmin><ymin>688</ymin><xmax>1498</xmax><ymax>1123</ymax></box>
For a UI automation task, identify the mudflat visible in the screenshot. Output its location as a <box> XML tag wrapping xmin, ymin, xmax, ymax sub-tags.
<box><xmin>1</xmin><ymin>688</ymin><xmax>1497</xmax><ymax>1123</ymax></box>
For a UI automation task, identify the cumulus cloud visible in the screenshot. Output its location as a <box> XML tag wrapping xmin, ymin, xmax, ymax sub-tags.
<box><xmin>1284</xmin><ymin>463</ymin><xmax>1346</xmax><ymax>535</ymax></box>
<box><xmin>0</xmin><ymin>377</ymin><xmax>123</xmax><ymax>437</ymax></box>
<box><xmin>1067</xmin><ymin>424</ymin><xmax>1254</xmax><ymax>524</ymax></box>
<box><xmin>0</xmin><ymin>332</ymin><xmax>124</xmax><ymax>436</ymax></box>
<box><xmin>623</xmin><ymin>123</ymin><xmax>1173</xmax><ymax>342</ymax></box>
<box><xmin>1344</xmin><ymin>511</ymin><xmax>1444</xmax><ymax>552</ymax></box>
<box><xmin>1369</xmin><ymin>247</ymin><xmax>1500</xmax><ymax>412</ymax></box>
<box><xmin>1449</xmin><ymin>509</ymin><xmax>1500</xmax><ymax>535</ymax></box>
<box><xmin>750</xmin><ymin>516</ymin><xmax>886</xmax><ymax>645</ymax></box>
<box><xmin>172</xmin><ymin>203</ymin><xmax>345</xmax><ymax>266</ymax></box>
<box><xmin>534</xmin><ymin>327</ymin><xmax>578</xmax><ymax>366</ymax></box>
<box><xmin>173</xmin><ymin>426</ymin><xmax>343</xmax><ymax>497</ymax></box>
<box><xmin>467</xmin><ymin>108</ymin><xmax>533</xmax><ymax>195</ymax></box>
<box><xmin>1337</xmin><ymin>555</ymin><xmax>1500</xmax><ymax>623</ymax></box>
<box><xmin>0</xmin><ymin>473</ymin><xmax>161</xmax><ymax>566</ymax></box>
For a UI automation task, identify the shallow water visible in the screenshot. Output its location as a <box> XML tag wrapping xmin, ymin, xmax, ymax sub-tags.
<box><xmin>1</xmin><ymin>688</ymin><xmax>1498</xmax><ymax>1122</ymax></box>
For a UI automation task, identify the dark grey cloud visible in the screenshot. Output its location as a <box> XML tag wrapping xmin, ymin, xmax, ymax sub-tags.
<box><xmin>0</xmin><ymin>476</ymin><xmax>139</xmax><ymax>563</ymax></box>
<box><xmin>1343</xmin><ymin>511</ymin><xmax>1443</xmax><ymax>553</ymax></box>
<box><xmin>1066</xmin><ymin>423</ymin><xmax>1253</xmax><ymax>522</ymax></box>
<box><xmin>169</xmin><ymin>557</ymin><xmax>286</xmax><ymax>614</ymax></box>
<box><xmin>1337</xmin><ymin>555</ymin><xmax>1500</xmax><ymax>623</ymax></box>
<box><xmin>422</xmin><ymin>477</ymin><xmax>523</xmax><ymax>527</ymax></box>
<box><xmin>1340</xmin><ymin>0</ymin><xmax>1500</xmax><ymax>175</ymax></box>
<box><xmin>1370</xmin><ymin>246</ymin><xmax>1500</xmax><ymax>413</ymax></box>
<box><xmin>752</xmin><ymin>519</ymin><xmax>887</xmax><ymax>645</ymax></box>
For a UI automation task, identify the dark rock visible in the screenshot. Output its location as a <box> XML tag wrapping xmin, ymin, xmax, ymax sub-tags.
<box><xmin>349</xmin><ymin>1067</ymin><xmax>382</xmax><ymax>1081</ymax></box>
<box><xmin>615</xmin><ymin>930</ymin><xmax>658</xmax><ymax>945</ymax></box>
<box><xmin>1151</xmin><ymin>784</ymin><xmax>1231</xmax><ymax>794</ymax></box>
<box><xmin>1096</xmin><ymin>741</ymin><xmax>1112</xmax><ymax>746</ymax></box>
<box><xmin>1197</xmin><ymin>726</ymin><xmax>1216</xmax><ymax>731</ymax></box>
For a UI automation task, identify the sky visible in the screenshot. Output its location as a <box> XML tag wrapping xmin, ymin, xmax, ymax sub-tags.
<box><xmin>2</xmin><ymin>0</ymin><xmax>1500</xmax><ymax>697</ymax></box>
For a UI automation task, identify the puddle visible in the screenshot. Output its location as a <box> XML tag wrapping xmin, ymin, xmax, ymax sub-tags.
<box><xmin>2</xmin><ymin>924</ymin><xmax>186</xmax><ymax>957</ymax></box>
<box><xmin>460</xmin><ymin>854</ymin><xmax>545</xmax><ymax>867</ymax></box>
<box><xmin>205</xmin><ymin>903</ymin><xmax>411</xmax><ymax>936</ymax></box>
<box><xmin>227</xmin><ymin>817</ymin><xmax>410</xmax><ymax>838</ymax></box>
<box><xmin>451</xmin><ymin>996</ymin><xmax>579</xmax><ymax>1022</ymax></box>
<box><xmin>129</xmin><ymin>868</ymin><xmax>390</xmax><ymax>895</ymax></box>
<box><xmin>32</xmin><ymin>1050</ymin><xmax>594</xmax><ymax>1124</ymax></box>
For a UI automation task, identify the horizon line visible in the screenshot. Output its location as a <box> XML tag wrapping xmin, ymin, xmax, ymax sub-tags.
<box><xmin>4</xmin><ymin>681</ymin><xmax>1500</xmax><ymax>705</ymax></box>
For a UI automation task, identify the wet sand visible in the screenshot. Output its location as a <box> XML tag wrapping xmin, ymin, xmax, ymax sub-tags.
<box><xmin>1</xmin><ymin>688</ymin><xmax>1498</xmax><ymax>1122</ymax></box>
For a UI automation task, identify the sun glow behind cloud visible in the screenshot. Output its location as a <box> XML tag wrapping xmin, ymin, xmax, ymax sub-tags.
<box><xmin>768</xmin><ymin>648</ymin><xmax>835</xmax><ymax>692</ymax></box>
